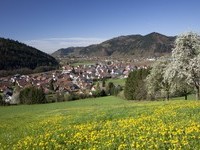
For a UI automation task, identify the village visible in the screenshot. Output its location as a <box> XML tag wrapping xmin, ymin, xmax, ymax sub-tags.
<box><xmin>0</xmin><ymin>59</ymin><xmax>149</xmax><ymax>104</ymax></box>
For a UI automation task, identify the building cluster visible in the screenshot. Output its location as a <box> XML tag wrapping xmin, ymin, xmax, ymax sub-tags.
<box><xmin>0</xmin><ymin>61</ymin><xmax>148</xmax><ymax>104</ymax></box>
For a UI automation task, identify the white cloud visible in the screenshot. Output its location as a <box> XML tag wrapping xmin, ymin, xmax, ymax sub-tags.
<box><xmin>23</xmin><ymin>37</ymin><xmax>106</xmax><ymax>54</ymax></box>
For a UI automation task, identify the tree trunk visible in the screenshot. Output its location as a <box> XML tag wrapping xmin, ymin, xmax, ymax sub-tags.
<box><xmin>184</xmin><ymin>94</ymin><xmax>187</xmax><ymax>100</ymax></box>
<box><xmin>195</xmin><ymin>86</ymin><xmax>200</xmax><ymax>100</ymax></box>
<box><xmin>166</xmin><ymin>91</ymin><xmax>169</xmax><ymax>101</ymax></box>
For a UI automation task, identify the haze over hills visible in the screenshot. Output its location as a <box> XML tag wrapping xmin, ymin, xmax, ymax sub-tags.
<box><xmin>0</xmin><ymin>38</ymin><xmax>59</xmax><ymax>71</ymax></box>
<box><xmin>52</xmin><ymin>32</ymin><xmax>176</xmax><ymax>58</ymax></box>
<box><xmin>52</xmin><ymin>47</ymin><xmax>84</xmax><ymax>58</ymax></box>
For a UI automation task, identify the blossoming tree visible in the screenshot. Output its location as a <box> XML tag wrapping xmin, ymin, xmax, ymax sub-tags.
<box><xmin>146</xmin><ymin>60</ymin><xmax>170</xmax><ymax>100</ymax></box>
<box><xmin>169</xmin><ymin>32</ymin><xmax>200</xmax><ymax>100</ymax></box>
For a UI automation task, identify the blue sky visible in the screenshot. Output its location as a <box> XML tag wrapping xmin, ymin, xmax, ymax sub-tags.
<box><xmin>0</xmin><ymin>0</ymin><xmax>199</xmax><ymax>53</ymax></box>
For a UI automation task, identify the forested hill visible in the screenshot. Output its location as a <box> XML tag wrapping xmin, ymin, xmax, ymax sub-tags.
<box><xmin>0</xmin><ymin>38</ymin><xmax>59</xmax><ymax>70</ymax></box>
<box><xmin>52</xmin><ymin>47</ymin><xmax>83</xmax><ymax>57</ymax></box>
<box><xmin>52</xmin><ymin>32</ymin><xmax>175</xmax><ymax>57</ymax></box>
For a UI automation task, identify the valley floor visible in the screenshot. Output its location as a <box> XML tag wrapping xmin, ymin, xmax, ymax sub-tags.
<box><xmin>1</xmin><ymin>96</ymin><xmax>200</xmax><ymax>149</ymax></box>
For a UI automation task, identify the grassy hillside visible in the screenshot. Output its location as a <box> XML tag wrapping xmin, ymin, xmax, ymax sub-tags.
<box><xmin>1</xmin><ymin>97</ymin><xmax>200</xmax><ymax>149</ymax></box>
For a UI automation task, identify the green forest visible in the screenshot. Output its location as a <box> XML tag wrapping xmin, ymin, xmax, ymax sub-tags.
<box><xmin>0</xmin><ymin>38</ymin><xmax>59</xmax><ymax>70</ymax></box>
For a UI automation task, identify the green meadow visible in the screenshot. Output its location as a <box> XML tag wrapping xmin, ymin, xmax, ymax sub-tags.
<box><xmin>1</xmin><ymin>96</ymin><xmax>200</xmax><ymax>149</ymax></box>
<box><xmin>71</xmin><ymin>61</ymin><xmax>95</xmax><ymax>67</ymax></box>
<box><xmin>106</xmin><ymin>78</ymin><xmax>126</xmax><ymax>86</ymax></box>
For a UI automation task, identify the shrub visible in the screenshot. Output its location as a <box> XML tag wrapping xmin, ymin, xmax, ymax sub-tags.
<box><xmin>0</xmin><ymin>95</ymin><xmax>5</xmax><ymax>106</ymax></box>
<box><xmin>56</xmin><ymin>92</ymin><xmax>65</xmax><ymax>102</ymax></box>
<box><xmin>106</xmin><ymin>82</ymin><xmax>115</xmax><ymax>95</ymax></box>
<box><xmin>118</xmin><ymin>90</ymin><xmax>125</xmax><ymax>99</ymax></box>
<box><xmin>100</xmin><ymin>89</ymin><xmax>107</xmax><ymax>97</ymax></box>
<box><xmin>64</xmin><ymin>94</ymin><xmax>73</xmax><ymax>101</ymax></box>
<box><xmin>91</xmin><ymin>89</ymin><xmax>107</xmax><ymax>98</ymax></box>
<box><xmin>19</xmin><ymin>86</ymin><xmax>46</xmax><ymax>104</ymax></box>
<box><xmin>114</xmin><ymin>85</ymin><xmax>123</xmax><ymax>96</ymax></box>
<box><xmin>63</xmin><ymin>93</ymin><xmax>83</xmax><ymax>101</ymax></box>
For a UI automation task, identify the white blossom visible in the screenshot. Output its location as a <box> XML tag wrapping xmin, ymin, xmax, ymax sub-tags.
<box><xmin>170</xmin><ymin>32</ymin><xmax>200</xmax><ymax>100</ymax></box>
<box><xmin>146</xmin><ymin>59</ymin><xmax>169</xmax><ymax>99</ymax></box>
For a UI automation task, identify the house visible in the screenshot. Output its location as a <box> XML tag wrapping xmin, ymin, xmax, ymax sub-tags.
<box><xmin>3</xmin><ymin>87</ymin><xmax>13</xmax><ymax>103</ymax></box>
<box><xmin>0</xmin><ymin>82</ymin><xmax>11</xmax><ymax>92</ymax></box>
<box><xmin>16</xmin><ymin>79</ymin><xmax>31</xmax><ymax>88</ymax></box>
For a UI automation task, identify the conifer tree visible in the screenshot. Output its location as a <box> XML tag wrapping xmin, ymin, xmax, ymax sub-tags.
<box><xmin>124</xmin><ymin>69</ymin><xmax>149</xmax><ymax>100</ymax></box>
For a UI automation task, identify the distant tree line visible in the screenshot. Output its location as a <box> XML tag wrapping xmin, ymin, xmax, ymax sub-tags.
<box><xmin>0</xmin><ymin>66</ymin><xmax>58</xmax><ymax>77</ymax></box>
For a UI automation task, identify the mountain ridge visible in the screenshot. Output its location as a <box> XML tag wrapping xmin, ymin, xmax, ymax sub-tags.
<box><xmin>52</xmin><ymin>32</ymin><xmax>175</xmax><ymax>57</ymax></box>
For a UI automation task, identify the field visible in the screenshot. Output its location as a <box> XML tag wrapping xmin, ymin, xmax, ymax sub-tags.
<box><xmin>71</xmin><ymin>61</ymin><xmax>95</xmax><ymax>67</ymax></box>
<box><xmin>1</xmin><ymin>96</ymin><xmax>200</xmax><ymax>149</ymax></box>
<box><xmin>106</xmin><ymin>78</ymin><xmax>126</xmax><ymax>86</ymax></box>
